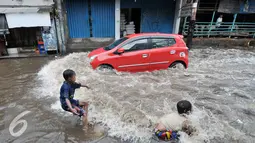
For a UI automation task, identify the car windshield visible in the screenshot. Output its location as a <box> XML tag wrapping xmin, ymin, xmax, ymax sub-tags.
<box><xmin>104</xmin><ymin>37</ymin><xmax>128</xmax><ymax>50</ymax></box>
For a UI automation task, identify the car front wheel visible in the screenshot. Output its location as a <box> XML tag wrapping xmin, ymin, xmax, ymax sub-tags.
<box><xmin>98</xmin><ymin>64</ymin><xmax>114</xmax><ymax>72</ymax></box>
<box><xmin>169</xmin><ymin>62</ymin><xmax>185</xmax><ymax>69</ymax></box>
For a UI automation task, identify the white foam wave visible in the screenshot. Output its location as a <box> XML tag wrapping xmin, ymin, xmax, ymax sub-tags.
<box><xmin>35</xmin><ymin>49</ymin><xmax>255</xmax><ymax>142</ymax></box>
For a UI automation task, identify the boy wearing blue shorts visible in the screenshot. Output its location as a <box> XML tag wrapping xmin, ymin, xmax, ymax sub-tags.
<box><xmin>60</xmin><ymin>69</ymin><xmax>90</xmax><ymax>129</ymax></box>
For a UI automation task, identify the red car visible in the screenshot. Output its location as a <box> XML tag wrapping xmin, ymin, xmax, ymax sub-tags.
<box><xmin>88</xmin><ymin>33</ymin><xmax>188</xmax><ymax>72</ymax></box>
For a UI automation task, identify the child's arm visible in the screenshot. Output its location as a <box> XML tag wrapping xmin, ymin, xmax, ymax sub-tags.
<box><xmin>73</xmin><ymin>82</ymin><xmax>90</xmax><ymax>89</ymax></box>
<box><xmin>65</xmin><ymin>98</ymin><xmax>79</xmax><ymax>115</ymax></box>
<box><xmin>81</xmin><ymin>84</ymin><xmax>90</xmax><ymax>89</ymax></box>
<box><xmin>182</xmin><ymin>120</ymin><xmax>197</xmax><ymax>136</ymax></box>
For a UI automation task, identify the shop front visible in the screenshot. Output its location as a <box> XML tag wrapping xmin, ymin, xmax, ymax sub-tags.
<box><xmin>65</xmin><ymin>0</ymin><xmax>115</xmax><ymax>38</ymax></box>
<box><xmin>65</xmin><ymin>0</ymin><xmax>177</xmax><ymax>39</ymax></box>
<box><xmin>0</xmin><ymin>7</ymin><xmax>58</xmax><ymax>56</ymax></box>
<box><xmin>120</xmin><ymin>0</ymin><xmax>176</xmax><ymax>37</ymax></box>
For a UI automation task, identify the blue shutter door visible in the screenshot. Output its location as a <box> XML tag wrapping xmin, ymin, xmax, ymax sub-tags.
<box><xmin>66</xmin><ymin>0</ymin><xmax>90</xmax><ymax>38</ymax></box>
<box><xmin>141</xmin><ymin>0</ymin><xmax>175</xmax><ymax>33</ymax></box>
<box><xmin>91</xmin><ymin>0</ymin><xmax>115</xmax><ymax>37</ymax></box>
<box><xmin>120</xmin><ymin>0</ymin><xmax>176</xmax><ymax>33</ymax></box>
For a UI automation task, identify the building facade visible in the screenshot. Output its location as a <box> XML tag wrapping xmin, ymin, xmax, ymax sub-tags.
<box><xmin>181</xmin><ymin>0</ymin><xmax>255</xmax><ymax>38</ymax></box>
<box><xmin>0</xmin><ymin>0</ymin><xmax>58</xmax><ymax>56</ymax></box>
<box><xmin>65</xmin><ymin>0</ymin><xmax>179</xmax><ymax>39</ymax></box>
<box><xmin>1</xmin><ymin>0</ymin><xmax>254</xmax><ymax>54</ymax></box>
<box><xmin>60</xmin><ymin>0</ymin><xmax>182</xmax><ymax>52</ymax></box>
<box><xmin>0</xmin><ymin>0</ymin><xmax>184</xmax><ymax>55</ymax></box>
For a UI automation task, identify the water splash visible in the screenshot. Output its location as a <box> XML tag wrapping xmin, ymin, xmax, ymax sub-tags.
<box><xmin>36</xmin><ymin>49</ymin><xmax>255</xmax><ymax>142</ymax></box>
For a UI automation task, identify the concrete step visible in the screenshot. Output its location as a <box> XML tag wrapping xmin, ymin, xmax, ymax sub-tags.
<box><xmin>67</xmin><ymin>38</ymin><xmax>114</xmax><ymax>52</ymax></box>
<box><xmin>66</xmin><ymin>44</ymin><xmax>96</xmax><ymax>53</ymax></box>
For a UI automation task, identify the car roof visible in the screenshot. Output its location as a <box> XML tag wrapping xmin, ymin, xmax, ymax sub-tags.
<box><xmin>125</xmin><ymin>33</ymin><xmax>183</xmax><ymax>39</ymax></box>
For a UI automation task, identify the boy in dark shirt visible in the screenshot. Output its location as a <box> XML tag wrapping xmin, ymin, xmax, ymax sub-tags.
<box><xmin>60</xmin><ymin>69</ymin><xmax>90</xmax><ymax>129</ymax></box>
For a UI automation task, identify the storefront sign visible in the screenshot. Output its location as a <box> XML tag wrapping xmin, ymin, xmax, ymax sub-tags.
<box><xmin>180</xmin><ymin>0</ymin><xmax>194</xmax><ymax>17</ymax></box>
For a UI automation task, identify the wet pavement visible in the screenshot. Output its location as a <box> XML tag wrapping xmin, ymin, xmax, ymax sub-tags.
<box><xmin>0</xmin><ymin>48</ymin><xmax>255</xmax><ymax>143</ymax></box>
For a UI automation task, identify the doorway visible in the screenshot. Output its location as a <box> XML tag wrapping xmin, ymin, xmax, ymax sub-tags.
<box><xmin>131</xmin><ymin>8</ymin><xmax>141</xmax><ymax>33</ymax></box>
<box><xmin>120</xmin><ymin>8</ymin><xmax>141</xmax><ymax>37</ymax></box>
<box><xmin>6</xmin><ymin>27</ymin><xmax>40</xmax><ymax>49</ymax></box>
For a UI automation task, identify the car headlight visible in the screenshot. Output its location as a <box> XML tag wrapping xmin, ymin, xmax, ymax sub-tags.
<box><xmin>89</xmin><ymin>55</ymin><xmax>97</xmax><ymax>62</ymax></box>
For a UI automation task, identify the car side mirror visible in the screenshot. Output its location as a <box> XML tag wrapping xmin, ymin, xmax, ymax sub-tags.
<box><xmin>117</xmin><ymin>48</ymin><xmax>125</xmax><ymax>54</ymax></box>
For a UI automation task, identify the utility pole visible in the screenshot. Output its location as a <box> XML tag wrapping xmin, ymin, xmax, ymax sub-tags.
<box><xmin>186</xmin><ymin>0</ymin><xmax>198</xmax><ymax>49</ymax></box>
<box><xmin>55</xmin><ymin>0</ymin><xmax>66</xmax><ymax>54</ymax></box>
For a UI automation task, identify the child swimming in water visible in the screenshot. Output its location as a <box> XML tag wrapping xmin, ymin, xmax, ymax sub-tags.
<box><xmin>154</xmin><ymin>100</ymin><xmax>196</xmax><ymax>141</ymax></box>
<box><xmin>60</xmin><ymin>69</ymin><xmax>90</xmax><ymax>130</ymax></box>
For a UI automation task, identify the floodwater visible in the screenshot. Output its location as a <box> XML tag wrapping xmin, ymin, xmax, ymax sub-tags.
<box><xmin>0</xmin><ymin>48</ymin><xmax>255</xmax><ymax>143</ymax></box>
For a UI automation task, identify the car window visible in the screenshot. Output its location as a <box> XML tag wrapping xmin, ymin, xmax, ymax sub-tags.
<box><xmin>122</xmin><ymin>39</ymin><xmax>148</xmax><ymax>52</ymax></box>
<box><xmin>104</xmin><ymin>37</ymin><xmax>128</xmax><ymax>50</ymax></box>
<box><xmin>151</xmin><ymin>38</ymin><xmax>176</xmax><ymax>48</ymax></box>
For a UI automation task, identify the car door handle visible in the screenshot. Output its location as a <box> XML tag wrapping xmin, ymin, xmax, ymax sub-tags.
<box><xmin>142</xmin><ymin>54</ymin><xmax>148</xmax><ymax>58</ymax></box>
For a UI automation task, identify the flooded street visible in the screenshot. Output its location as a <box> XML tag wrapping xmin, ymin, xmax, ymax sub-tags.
<box><xmin>0</xmin><ymin>48</ymin><xmax>255</xmax><ymax>143</ymax></box>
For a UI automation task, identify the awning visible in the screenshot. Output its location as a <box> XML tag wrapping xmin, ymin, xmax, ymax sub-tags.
<box><xmin>0</xmin><ymin>7</ymin><xmax>52</xmax><ymax>13</ymax></box>
<box><xmin>0</xmin><ymin>8</ymin><xmax>39</xmax><ymax>13</ymax></box>
<box><xmin>5</xmin><ymin>12</ymin><xmax>51</xmax><ymax>28</ymax></box>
